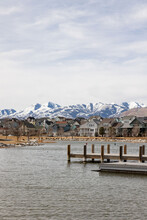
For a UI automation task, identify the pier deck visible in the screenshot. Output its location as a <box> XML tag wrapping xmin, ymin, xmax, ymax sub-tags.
<box><xmin>99</xmin><ymin>162</ymin><xmax>147</xmax><ymax>174</ymax></box>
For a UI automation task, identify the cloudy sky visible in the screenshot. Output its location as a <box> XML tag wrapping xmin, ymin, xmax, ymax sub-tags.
<box><xmin>0</xmin><ymin>0</ymin><xmax>147</xmax><ymax>110</ymax></box>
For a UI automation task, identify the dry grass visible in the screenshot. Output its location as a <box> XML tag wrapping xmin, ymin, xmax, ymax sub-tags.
<box><xmin>1</xmin><ymin>135</ymin><xmax>147</xmax><ymax>146</ymax></box>
<box><xmin>0</xmin><ymin>135</ymin><xmax>54</xmax><ymax>145</ymax></box>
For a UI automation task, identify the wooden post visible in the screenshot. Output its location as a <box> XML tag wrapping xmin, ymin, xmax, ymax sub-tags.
<box><xmin>107</xmin><ymin>144</ymin><xmax>110</xmax><ymax>162</ymax></box>
<box><xmin>91</xmin><ymin>144</ymin><xmax>94</xmax><ymax>162</ymax></box>
<box><xmin>101</xmin><ymin>145</ymin><xmax>104</xmax><ymax>163</ymax></box>
<box><xmin>67</xmin><ymin>145</ymin><xmax>71</xmax><ymax>162</ymax></box>
<box><xmin>119</xmin><ymin>146</ymin><xmax>123</xmax><ymax>162</ymax></box>
<box><xmin>142</xmin><ymin>145</ymin><xmax>145</xmax><ymax>163</ymax></box>
<box><xmin>139</xmin><ymin>146</ymin><xmax>143</xmax><ymax>163</ymax></box>
<box><xmin>124</xmin><ymin>145</ymin><xmax>127</xmax><ymax>162</ymax></box>
<box><xmin>83</xmin><ymin>144</ymin><xmax>87</xmax><ymax>162</ymax></box>
<box><xmin>142</xmin><ymin>145</ymin><xmax>145</xmax><ymax>154</ymax></box>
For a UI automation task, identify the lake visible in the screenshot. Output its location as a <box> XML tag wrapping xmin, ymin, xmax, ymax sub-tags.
<box><xmin>0</xmin><ymin>141</ymin><xmax>147</xmax><ymax>220</ymax></box>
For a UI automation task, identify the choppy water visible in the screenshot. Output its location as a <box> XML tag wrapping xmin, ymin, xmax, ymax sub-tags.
<box><xmin>0</xmin><ymin>141</ymin><xmax>147</xmax><ymax>220</ymax></box>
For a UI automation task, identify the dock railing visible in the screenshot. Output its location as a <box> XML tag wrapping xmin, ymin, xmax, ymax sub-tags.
<box><xmin>67</xmin><ymin>144</ymin><xmax>147</xmax><ymax>163</ymax></box>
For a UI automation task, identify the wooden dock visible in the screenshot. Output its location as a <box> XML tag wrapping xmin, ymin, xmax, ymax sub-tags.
<box><xmin>99</xmin><ymin>162</ymin><xmax>147</xmax><ymax>174</ymax></box>
<box><xmin>67</xmin><ymin>144</ymin><xmax>147</xmax><ymax>163</ymax></box>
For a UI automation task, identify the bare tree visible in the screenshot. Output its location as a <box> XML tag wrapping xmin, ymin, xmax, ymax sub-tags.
<box><xmin>99</xmin><ymin>127</ymin><xmax>105</xmax><ymax>137</ymax></box>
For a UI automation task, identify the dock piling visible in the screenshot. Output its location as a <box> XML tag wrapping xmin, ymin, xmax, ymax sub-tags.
<box><xmin>83</xmin><ymin>144</ymin><xmax>87</xmax><ymax>162</ymax></box>
<box><xmin>142</xmin><ymin>145</ymin><xmax>145</xmax><ymax>163</ymax></box>
<box><xmin>91</xmin><ymin>144</ymin><xmax>95</xmax><ymax>162</ymax></box>
<box><xmin>67</xmin><ymin>144</ymin><xmax>71</xmax><ymax>162</ymax></box>
<box><xmin>142</xmin><ymin>145</ymin><xmax>145</xmax><ymax>155</ymax></box>
<box><xmin>119</xmin><ymin>146</ymin><xmax>123</xmax><ymax>162</ymax></box>
<box><xmin>107</xmin><ymin>144</ymin><xmax>110</xmax><ymax>162</ymax></box>
<box><xmin>101</xmin><ymin>145</ymin><xmax>104</xmax><ymax>163</ymax></box>
<box><xmin>124</xmin><ymin>145</ymin><xmax>127</xmax><ymax>162</ymax></box>
<box><xmin>139</xmin><ymin>146</ymin><xmax>143</xmax><ymax>163</ymax></box>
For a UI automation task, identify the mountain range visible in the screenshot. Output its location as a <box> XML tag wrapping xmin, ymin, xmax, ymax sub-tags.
<box><xmin>0</xmin><ymin>101</ymin><xmax>146</xmax><ymax>119</ymax></box>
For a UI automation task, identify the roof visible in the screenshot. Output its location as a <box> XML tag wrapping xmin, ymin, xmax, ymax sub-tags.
<box><xmin>100</xmin><ymin>118</ymin><xmax>116</xmax><ymax>124</ymax></box>
<box><xmin>65</xmin><ymin>118</ymin><xmax>73</xmax><ymax>121</ymax></box>
<box><xmin>93</xmin><ymin>119</ymin><xmax>101</xmax><ymax>125</ymax></box>
<box><xmin>89</xmin><ymin>116</ymin><xmax>103</xmax><ymax>120</ymax></box>
<box><xmin>112</xmin><ymin>122</ymin><xmax>123</xmax><ymax>128</ymax></box>
<box><xmin>27</xmin><ymin>117</ymin><xmax>35</xmax><ymax>120</ymax></box>
<box><xmin>121</xmin><ymin>123</ymin><xmax>132</xmax><ymax>129</ymax></box>
<box><xmin>24</xmin><ymin>121</ymin><xmax>36</xmax><ymax>128</ymax></box>
<box><xmin>129</xmin><ymin>117</ymin><xmax>146</xmax><ymax>127</ymax></box>
<box><xmin>80</xmin><ymin>120</ymin><xmax>98</xmax><ymax>128</ymax></box>
<box><xmin>143</xmin><ymin>119</ymin><xmax>147</xmax><ymax>124</ymax></box>
<box><xmin>56</xmin><ymin>121</ymin><xmax>67</xmax><ymax>124</ymax></box>
<box><xmin>46</xmin><ymin>120</ymin><xmax>53</xmax><ymax>125</ymax></box>
<box><xmin>121</xmin><ymin>116</ymin><xmax>136</xmax><ymax>120</ymax></box>
<box><xmin>138</xmin><ymin>117</ymin><xmax>147</xmax><ymax>124</ymax></box>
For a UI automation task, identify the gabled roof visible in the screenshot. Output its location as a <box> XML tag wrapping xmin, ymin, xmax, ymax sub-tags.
<box><xmin>46</xmin><ymin>120</ymin><xmax>53</xmax><ymax>125</ymax></box>
<box><xmin>27</xmin><ymin>117</ymin><xmax>35</xmax><ymax>120</ymax></box>
<box><xmin>80</xmin><ymin>120</ymin><xmax>98</xmax><ymax>128</ymax></box>
<box><xmin>129</xmin><ymin>117</ymin><xmax>145</xmax><ymax>126</ymax></box>
<box><xmin>89</xmin><ymin>115</ymin><xmax>103</xmax><ymax>120</ymax></box>
<box><xmin>24</xmin><ymin>121</ymin><xmax>36</xmax><ymax>128</ymax></box>
<box><xmin>121</xmin><ymin>116</ymin><xmax>136</xmax><ymax>128</ymax></box>
<box><xmin>138</xmin><ymin>117</ymin><xmax>147</xmax><ymax>124</ymax></box>
<box><xmin>121</xmin><ymin>116</ymin><xmax>136</xmax><ymax>121</ymax></box>
<box><xmin>73</xmin><ymin>121</ymin><xmax>80</xmax><ymax>126</ymax></box>
<box><xmin>121</xmin><ymin>123</ymin><xmax>132</xmax><ymax>129</ymax></box>
<box><xmin>143</xmin><ymin>119</ymin><xmax>147</xmax><ymax>124</ymax></box>
<box><xmin>93</xmin><ymin>119</ymin><xmax>101</xmax><ymax>125</ymax></box>
<box><xmin>100</xmin><ymin>118</ymin><xmax>116</xmax><ymax>125</ymax></box>
<box><xmin>112</xmin><ymin>122</ymin><xmax>123</xmax><ymax>128</ymax></box>
<box><xmin>56</xmin><ymin>121</ymin><xmax>67</xmax><ymax>124</ymax></box>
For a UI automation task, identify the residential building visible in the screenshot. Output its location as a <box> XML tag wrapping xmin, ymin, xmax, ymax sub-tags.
<box><xmin>79</xmin><ymin>118</ymin><xmax>101</xmax><ymax>137</ymax></box>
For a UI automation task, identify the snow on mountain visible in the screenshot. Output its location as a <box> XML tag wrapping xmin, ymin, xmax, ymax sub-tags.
<box><xmin>0</xmin><ymin>101</ymin><xmax>146</xmax><ymax>119</ymax></box>
<box><xmin>0</xmin><ymin>109</ymin><xmax>16</xmax><ymax>118</ymax></box>
<box><xmin>128</xmin><ymin>101</ymin><xmax>144</xmax><ymax>109</ymax></box>
<box><xmin>8</xmin><ymin>102</ymin><xmax>61</xmax><ymax>119</ymax></box>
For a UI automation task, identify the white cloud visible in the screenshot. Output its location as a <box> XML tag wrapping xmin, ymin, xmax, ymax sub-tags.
<box><xmin>0</xmin><ymin>49</ymin><xmax>33</xmax><ymax>58</ymax></box>
<box><xmin>59</xmin><ymin>23</ymin><xmax>86</xmax><ymax>39</ymax></box>
<box><xmin>0</xmin><ymin>6</ymin><xmax>21</xmax><ymax>15</ymax></box>
<box><xmin>0</xmin><ymin>0</ymin><xmax>147</xmax><ymax>109</ymax></box>
<box><xmin>132</xmin><ymin>5</ymin><xmax>147</xmax><ymax>21</ymax></box>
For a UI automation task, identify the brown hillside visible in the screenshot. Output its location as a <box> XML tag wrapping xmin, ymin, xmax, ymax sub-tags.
<box><xmin>120</xmin><ymin>107</ymin><xmax>147</xmax><ymax>117</ymax></box>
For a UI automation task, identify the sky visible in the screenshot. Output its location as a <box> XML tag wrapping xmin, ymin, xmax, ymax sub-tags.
<box><xmin>0</xmin><ymin>0</ymin><xmax>147</xmax><ymax>110</ymax></box>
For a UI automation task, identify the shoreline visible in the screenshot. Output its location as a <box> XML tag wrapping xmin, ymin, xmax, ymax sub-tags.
<box><xmin>0</xmin><ymin>135</ymin><xmax>147</xmax><ymax>148</ymax></box>
<box><xmin>44</xmin><ymin>136</ymin><xmax>147</xmax><ymax>143</ymax></box>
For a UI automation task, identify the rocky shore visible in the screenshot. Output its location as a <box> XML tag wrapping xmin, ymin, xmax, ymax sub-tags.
<box><xmin>46</xmin><ymin>136</ymin><xmax>147</xmax><ymax>143</ymax></box>
<box><xmin>0</xmin><ymin>141</ymin><xmax>43</xmax><ymax>148</ymax></box>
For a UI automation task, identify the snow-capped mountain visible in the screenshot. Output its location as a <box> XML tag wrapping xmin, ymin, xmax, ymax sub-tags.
<box><xmin>0</xmin><ymin>101</ymin><xmax>146</xmax><ymax>119</ymax></box>
<box><xmin>0</xmin><ymin>109</ymin><xmax>16</xmax><ymax>118</ymax></box>
<box><xmin>122</xmin><ymin>102</ymin><xmax>146</xmax><ymax>109</ymax></box>
<box><xmin>6</xmin><ymin>102</ymin><xmax>61</xmax><ymax>119</ymax></box>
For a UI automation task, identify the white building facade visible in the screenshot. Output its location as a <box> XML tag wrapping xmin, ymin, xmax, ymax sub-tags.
<box><xmin>79</xmin><ymin>119</ymin><xmax>100</xmax><ymax>137</ymax></box>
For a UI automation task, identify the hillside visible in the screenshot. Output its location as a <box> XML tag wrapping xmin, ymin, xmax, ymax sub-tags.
<box><xmin>120</xmin><ymin>107</ymin><xmax>147</xmax><ymax>117</ymax></box>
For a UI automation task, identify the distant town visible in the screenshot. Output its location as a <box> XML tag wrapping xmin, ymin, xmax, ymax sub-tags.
<box><xmin>0</xmin><ymin>115</ymin><xmax>147</xmax><ymax>138</ymax></box>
